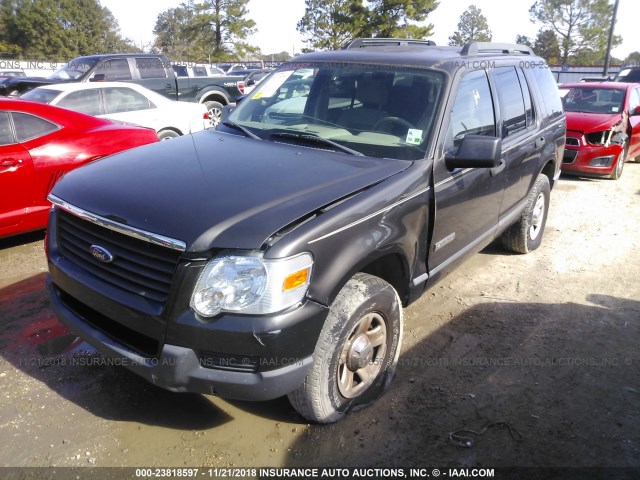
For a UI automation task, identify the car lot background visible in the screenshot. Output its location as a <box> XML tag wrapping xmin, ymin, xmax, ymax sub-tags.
<box><xmin>0</xmin><ymin>164</ymin><xmax>639</xmax><ymax>469</ymax></box>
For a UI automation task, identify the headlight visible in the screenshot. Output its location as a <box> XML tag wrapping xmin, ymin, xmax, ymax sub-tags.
<box><xmin>190</xmin><ymin>251</ymin><xmax>313</xmax><ymax>317</ymax></box>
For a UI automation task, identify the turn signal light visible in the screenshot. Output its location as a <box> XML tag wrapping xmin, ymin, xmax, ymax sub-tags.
<box><xmin>283</xmin><ymin>268</ymin><xmax>310</xmax><ymax>292</ymax></box>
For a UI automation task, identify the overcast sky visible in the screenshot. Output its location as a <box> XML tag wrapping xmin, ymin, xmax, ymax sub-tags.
<box><xmin>99</xmin><ymin>0</ymin><xmax>639</xmax><ymax>60</ymax></box>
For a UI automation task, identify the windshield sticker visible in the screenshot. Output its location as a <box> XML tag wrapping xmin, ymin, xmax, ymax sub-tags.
<box><xmin>251</xmin><ymin>70</ymin><xmax>295</xmax><ymax>99</ymax></box>
<box><xmin>406</xmin><ymin>129</ymin><xmax>423</xmax><ymax>145</ymax></box>
<box><xmin>612</xmin><ymin>106</ymin><xmax>619</xmax><ymax>112</ymax></box>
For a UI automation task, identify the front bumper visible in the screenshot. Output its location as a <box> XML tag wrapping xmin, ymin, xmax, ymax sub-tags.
<box><xmin>47</xmin><ymin>276</ymin><xmax>326</xmax><ymax>400</ymax></box>
<box><xmin>562</xmin><ymin>139</ymin><xmax>623</xmax><ymax>176</ymax></box>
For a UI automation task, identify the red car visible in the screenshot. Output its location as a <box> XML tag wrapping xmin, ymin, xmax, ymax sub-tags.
<box><xmin>560</xmin><ymin>82</ymin><xmax>640</xmax><ymax>179</ymax></box>
<box><xmin>0</xmin><ymin>98</ymin><xmax>158</xmax><ymax>239</ymax></box>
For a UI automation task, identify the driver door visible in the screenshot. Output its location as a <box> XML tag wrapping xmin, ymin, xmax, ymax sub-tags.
<box><xmin>428</xmin><ymin>69</ymin><xmax>506</xmax><ymax>277</ymax></box>
<box><xmin>0</xmin><ymin>111</ymin><xmax>34</xmax><ymax>231</ymax></box>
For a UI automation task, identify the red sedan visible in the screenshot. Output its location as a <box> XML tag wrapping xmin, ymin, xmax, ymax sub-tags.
<box><xmin>0</xmin><ymin>98</ymin><xmax>158</xmax><ymax>239</ymax></box>
<box><xmin>560</xmin><ymin>82</ymin><xmax>640</xmax><ymax>180</ymax></box>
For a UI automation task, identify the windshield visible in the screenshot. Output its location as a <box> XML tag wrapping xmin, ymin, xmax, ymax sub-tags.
<box><xmin>48</xmin><ymin>57</ymin><xmax>98</xmax><ymax>80</ymax></box>
<box><xmin>21</xmin><ymin>88</ymin><xmax>60</xmax><ymax>104</ymax></box>
<box><xmin>560</xmin><ymin>86</ymin><xmax>625</xmax><ymax>114</ymax></box>
<box><xmin>227</xmin><ymin>62</ymin><xmax>445</xmax><ymax>160</ymax></box>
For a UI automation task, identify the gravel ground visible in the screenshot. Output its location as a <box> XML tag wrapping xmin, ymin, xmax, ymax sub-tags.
<box><xmin>0</xmin><ymin>164</ymin><xmax>639</xmax><ymax>476</ymax></box>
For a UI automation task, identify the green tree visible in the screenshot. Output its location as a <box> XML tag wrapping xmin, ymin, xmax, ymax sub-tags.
<box><xmin>154</xmin><ymin>0</ymin><xmax>256</xmax><ymax>61</ymax></box>
<box><xmin>366</xmin><ymin>0</ymin><xmax>439</xmax><ymax>39</ymax></box>
<box><xmin>192</xmin><ymin>0</ymin><xmax>256</xmax><ymax>60</ymax></box>
<box><xmin>1</xmin><ymin>0</ymin><xmax>137</xmax><ymax>60</ymax></box>
<box><xmin>153</xmin><ymin>5</ymin><xmax>209</xmax><ymax>60</ymax></box>
<box><xmin>624</xmin><ymin>51</ymin><xmax>640</xmax><ymax>65</ymax></box>
<box><xmin>529</xmin><ymin>0</ymin><xmax>622</xmax><ymax>65</ymax></box>
<box><xmin>515</xmin><ymin>35</ymin><xmax>534</xmax><ymax>48</ymax></box>
<box><xmin>297</xmin><ymin>0</ymin><xmax>368</xmax><ymax>51</ymax></box>
<box><xmin>448</xmin><ymin>5</ymin><xmax>492</xmax><ymax>46</ymax></box>
<box><xmin>533</xmin><ymin>29</ymin><xmax>561</xmax><ymax>64</ymax></box>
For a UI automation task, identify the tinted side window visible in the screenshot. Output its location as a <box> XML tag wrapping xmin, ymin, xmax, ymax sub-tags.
<box><xmin>12</xmin><ymin>112</ymin><xmax>58</xmax><ymax>142</ymax></box>
<box><xmin>192</xmin><ymin>66</ymin><xmax>207</xmax><ymax>77</ymax></box>
<box><xmin>57</xmin><ymin>89</ymin><xmax>101</xmax><ymax>115</ymax></box>
<box><xmin>137</xmin><ymin>58</ymin><xmax>167</xmax><ymax>79</ymax></box>
<box><xmin>448</xmin><ymin>69</ymin><xmax>496</xmax><ymax>149</ymax></box>
<box><xmin>103</xmin><ymin>87</ymin><xmax>153</xmax><ymax>114</ymax></box>
<box><xmin>516</xmin><ymin>68</ymin><xmax>534</xmax><ymax>128</ymax></box>
<box><xmin>96</xmin><ymin>59</ymin><xmax>132</xmax><ymax>81</ymax></box>
<box><xmin>493</xmin><ymin>67</ymin><xmax>527</xmax><ymax>137</ymax></box>
<box><xmin>531</xmin><ymin>67</ymin><xmax>563</xmax><ymax>118</ymax></box>
<box><xmin>0</xmin><ymin>111</ymin><xmax>15</xmax><ymax>145</ymax></box>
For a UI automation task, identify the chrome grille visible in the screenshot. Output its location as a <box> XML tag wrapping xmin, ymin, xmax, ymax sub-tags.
<box><xmin>57</xmin><ymin>209</ymin><xmax>181</xmax><ymax>306</ymax></box>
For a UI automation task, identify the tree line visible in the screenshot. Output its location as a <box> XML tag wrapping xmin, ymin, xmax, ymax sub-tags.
<box><xmin>0</xmin><ymin>0</ymin><xmax>638</xmax><ymax>66</ymax></box>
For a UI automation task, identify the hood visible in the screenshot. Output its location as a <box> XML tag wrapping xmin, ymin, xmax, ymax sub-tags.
<box><xmin>51</xmin><ymin>130</ymin><xmax>411</xmax><ymax>252</ymax></box>
<box><xmin>0</xmin><ymin>76</ymin><xmax>65</xmax><ymax>95</ymax></box>
<box><xmin>565</xmin><ymin>111</ymin><xmax>623</xmax><ymax>133</ymax></box>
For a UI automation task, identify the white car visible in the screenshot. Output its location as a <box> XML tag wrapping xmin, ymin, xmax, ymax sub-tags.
<box><xmin>21</xmin><ymin>82</ymin><xmax>211</xmax><ymax>140</ymax></box>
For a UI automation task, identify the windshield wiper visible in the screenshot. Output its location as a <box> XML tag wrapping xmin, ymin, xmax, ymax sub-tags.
<box><xmin>270</xmin><ymin>132</ymin><xmax>363</xmax><ymax>156</ymax></box>
<box><xmin>221</xmin><ymin>121</ymin><xmax>261</xmax><ymax>140</ymax></box>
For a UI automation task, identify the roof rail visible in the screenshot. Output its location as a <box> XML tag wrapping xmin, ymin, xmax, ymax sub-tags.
<box><xmin>343</xmin><ymin>38</ymin><xmax>436</xmax><ymax>50</ymax></box>
<box><xmin>461</xmin><ymin>42</ymin><xmax>533</xmax><ymax>56</ymax></box>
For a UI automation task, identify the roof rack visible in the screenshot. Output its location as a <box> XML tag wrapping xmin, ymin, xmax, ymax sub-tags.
<box><xmin>343</xmin><ymin>38</ymin><xmax>436</xmax><ymax>50</ymax></box>
<box><xmin>461</xmin><ymin>42</ymin><xmax>533</xmax><ymax>56</ymax></box>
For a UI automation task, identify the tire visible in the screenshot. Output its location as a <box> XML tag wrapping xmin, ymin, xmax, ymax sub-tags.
<box><xmin>501</xmin><ymin>173</ymin><xmax>550</xmax><ymax>254</ymax></box>
<box><xmin>158</xmin><ymin>129</ymin><xmax>180</xmax><ymax>141</ymax></box>
<box><xmin>204</xmin><ymin>101</ymin><xmax>224</xmax><ymax>127</ymax></box>
<box><xmin>288</xmin><ymin>273</ymin><xmax>403</xmax><ymax>423</ymax></box>
<box><xmin>610</xmin><ymin>143</ymin><xmax>627</xmax><ymax>180</ymax></box>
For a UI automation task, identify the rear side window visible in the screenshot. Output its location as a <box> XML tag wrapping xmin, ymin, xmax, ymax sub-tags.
<box><xmin>12</xmin><ymin>112</ymin><xmax>58</xmax><ymax>142</ymax></box>
<box><xmin>531</xmin><ymin>67</ymin><xmax>563</xmax><ymax>119</ymax></box>
<box><xmin>57</xmin><ymin>89</ymin><xmax>101</xmax><ymax>115</ymax></box>
<box><xmin>96</xmin><ymin>59</ymin><xmax>132</xmax><ymax>81</ymax></box>
<box><xmin>137</xmin><ymin>57</ymin><xmax>168</xmax><ymax>79</ymax></box>
<box><xmin>493</xmin><ymin>66</ymin><xmax>528</xmax><ymax>137</ymax></box>
<box><xmin>103</xmin><ymin>87</ymin><xmax>153</xmax><ymax>114</ymax></box>
<box><xmin>192</xmin><ymin>66</ymin><xmax>208</xmax><ymax>77</ymax></box>
<box><xmin>0</xmin><ymin>111</ymin><xmax>15</xmax><ymax>145</ymax></box>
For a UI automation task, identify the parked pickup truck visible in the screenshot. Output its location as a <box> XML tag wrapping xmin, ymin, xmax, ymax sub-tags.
<box><xmin>0</xmin><ymin>54</ymin><xmax>242</xmax><ymax>125</ymax></box>
<box><xmin>46</xmin><ymin>39</ymin><xmax>566</xmax><ymax>423</ymax></box>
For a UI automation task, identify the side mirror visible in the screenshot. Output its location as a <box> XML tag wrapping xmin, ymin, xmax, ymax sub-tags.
<box><xmin>445</xmin><ymin>135</ymin><xmax>502</xmax><ymax>169</ymax></box>
<box><xmin>220</xmin><ymin>104</ymin><xmax>234</xmax><ymax>124</ymax></box>
<box><xmin>631</xmin><ymin>105</ymin><xmax>640</xmax><ymax>116</ymax></box>
<box><xmin>246</xmin><ymin>79</ymin><xmax>256</xmax><ymax>87</ymax></box>
<box><xmin>90</xmin><ymin>74</ymin><xmax>106</xmax><ymax>82</ymax></box>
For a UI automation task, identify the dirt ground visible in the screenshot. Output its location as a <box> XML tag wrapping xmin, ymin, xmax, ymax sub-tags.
<box><xmin>0</xmin><ymin>163</ymin><xmax>639</xmax><ymax>476</ymax></box>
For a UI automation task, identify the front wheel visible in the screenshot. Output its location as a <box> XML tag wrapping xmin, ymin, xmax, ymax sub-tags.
<box><xmin>610</xmin><ymin>142</ymin><xmax>627</xmax><ymax>180</ymax></box>
<box><xmin>501</xmin><ymin>173</ymin><xmax>550</xmax><ymax>254</ymax></box>
<box><xmin>288</xmin><ymin>273</ymin><xmax>403</xmax><ymax>423</ymax></box>
<box><xmin>204</xmin><ymin>101</ymin><xmax>224</xmax><ymax>127</ymax></box>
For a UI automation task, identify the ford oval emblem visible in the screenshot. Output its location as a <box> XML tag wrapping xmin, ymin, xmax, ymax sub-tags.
<box><xmin>89</xmin><ymin>245</ymin><xmax>114</xmax><ymax>263</ymax></box>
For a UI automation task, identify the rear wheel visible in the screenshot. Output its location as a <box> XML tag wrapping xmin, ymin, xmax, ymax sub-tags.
<box><xmin>501</xmin><ymin>174</ymin><xmax>550</xmax><ymax>254</ymax></box>
<box><xmin>158</xmin><ymin>129</ymin><xmax>180</xmax><ymax>141</ymax></box>
<box><xmin>204</xmin><ymin>101</ymin><xmax>224</xmax><ymax>127</ymax></box>
<box><xmin>288</xmin><ymin>273</ymin><xmax>403</xmax><ymax>423</ymax></box>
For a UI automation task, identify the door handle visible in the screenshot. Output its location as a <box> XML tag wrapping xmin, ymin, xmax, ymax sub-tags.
<box><xmin>535</xmin><ymin>137</ymin><xmax>545</xmax><ymax>148</ymax></box>
<box><xmin>0</xmin><ymin>158</ymin><xmax>22</xmax><ymax>167</ymax></box>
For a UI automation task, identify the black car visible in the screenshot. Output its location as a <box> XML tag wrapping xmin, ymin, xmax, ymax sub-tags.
<box><xmin>45</xmin><ymin>39</ymin><xmax>565</xmax><ymax>423</ymax></box>
<box><xmin>614</xmin><ymin>66</ymin><xmax>640</xmax><ymax>83</ymax></box>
